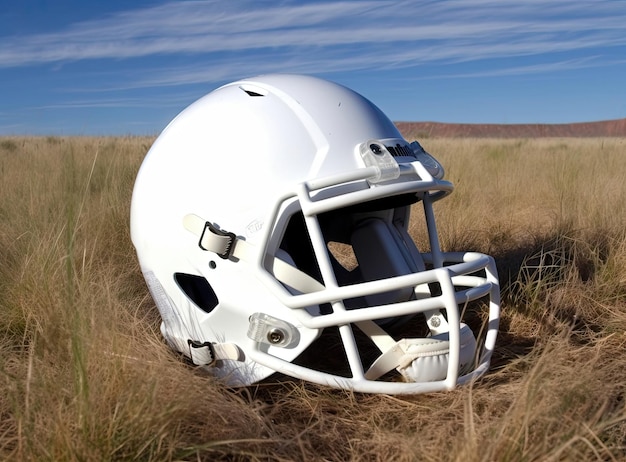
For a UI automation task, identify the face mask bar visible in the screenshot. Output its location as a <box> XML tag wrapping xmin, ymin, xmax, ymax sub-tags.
<box><xmin>247</xmin><ymin>152</ymin><xmax>500</xmax><ymax>394</ymax></box>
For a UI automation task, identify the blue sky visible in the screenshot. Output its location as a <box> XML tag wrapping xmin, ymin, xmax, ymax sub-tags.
<box><xmin>1</xmin><ymin>0</ymin><xmax>625</xmax><ymax>135</ymax></box>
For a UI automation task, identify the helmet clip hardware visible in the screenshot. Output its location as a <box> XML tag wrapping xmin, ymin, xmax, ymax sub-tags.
<box><xmin>199</xmin><ymin>222</ymin><xmax>236</xmax><ymax>259</ymax></box>
<box><xmin>247</xmin><ymin>312</ymin><xmax>299</xmax><ymax>348</ymax></box>
<box><xmin>359</xmin><ymin>140</ymin><xmax>400</xmax><ymax>184</ymax></box>
<box><xmin>267</xmin><ymin>328</ymin><xmax>286</xmax><ymax>344</ymax></box>
<box><xmin>187</xmin><ymin>339</ymin><xmax>216</xmax><ymax>366</ymax></box>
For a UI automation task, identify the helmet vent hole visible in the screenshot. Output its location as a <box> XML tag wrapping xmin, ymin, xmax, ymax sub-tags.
<box><xmin>239</xmin><ymin>84</ymin><xmax>268</xmax><ymax>97</ymax></box>
<box><xmin>174</xmin><ymin>273</ymin><xmax>219</xmax><ymax>313</ymax></box>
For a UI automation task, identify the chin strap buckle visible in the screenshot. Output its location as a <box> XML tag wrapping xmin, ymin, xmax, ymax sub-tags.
<box><xmin>187</xmin><ymin>339</ymin><xmax>244</xmax><ymax>366</ymax></box>
<box><xmin>199</xmin><ymin>222</ymin><xmax>236</xmax><ymax>259</ymax></box>
<box><xmin>188</xmin><ymin>340</ymin><xmax>216</xmax><ymax>365</ymax></box>
<box><xmin>184</xmin><ymin>214</ymin><xmax>239</xmax><ymax>260</ymax></box>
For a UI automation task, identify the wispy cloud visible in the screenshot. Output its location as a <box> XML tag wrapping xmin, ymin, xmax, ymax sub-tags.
<box><xmin>1</xmin><ymin>0</ymin><xmax>625</xmax><ymax>87</ymax></box>
<box><xmin>34</xmin><ymin>97</ymin><xmax>186</xmax><ymax>110</ymax></box>
<box><xmin>426</xmin><ymin>56</ymin><xmax>626</xmax><ymax>80</ymax></box>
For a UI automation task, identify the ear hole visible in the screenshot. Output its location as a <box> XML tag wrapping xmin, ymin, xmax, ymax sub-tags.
<box><xmin>174</xmin><ymin>273</ymin><xmax>219</xmax><ymax>313</ymax></box>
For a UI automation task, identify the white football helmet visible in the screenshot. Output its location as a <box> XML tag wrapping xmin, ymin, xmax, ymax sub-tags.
<box><xmin>131</xmin><ymin>74</ymin><xmax>500</xmax><ymax>394</ymax></box>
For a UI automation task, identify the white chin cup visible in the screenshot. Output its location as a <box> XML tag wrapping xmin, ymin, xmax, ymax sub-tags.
<box><xmin>397</xmin><ymin>323</ymin><xmax>477</xmax><ymax>382</ymax></box>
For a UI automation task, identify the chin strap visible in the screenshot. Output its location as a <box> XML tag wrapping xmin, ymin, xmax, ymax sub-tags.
<box><xmin>183</xmin><ymin>213</ymin><xmax>460</xmax><ymax>380</ymax></box>
<box><xmin>355</xmin><ymin>320</ymin><xmax>476</xmax><ymax>382</ymax></box>
<box><xmin>187</xmin><ymin>340</ymin><xmax>244</xmax><ymax>366</ymax></box>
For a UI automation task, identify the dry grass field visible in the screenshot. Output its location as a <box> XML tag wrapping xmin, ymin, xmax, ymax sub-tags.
<box><xmin>1</xmin><ymin>136</ymin><xmax>626</xmax><ymax>461</ymax></box>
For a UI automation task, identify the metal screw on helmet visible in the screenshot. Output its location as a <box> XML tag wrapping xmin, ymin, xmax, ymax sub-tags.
<box><xmin>370</xmin><ymin>143</ymin><xmax>382</xmax><ymax>154</ymax></box>
<box><xmin>247</xmin><ymin>312</ymin><xmax>297</xmax><ymax>348</ymax></box>
<box><xmin>268</xmin><ymin>328</ymin><xmax>285</xmax><ymax>344</ymax></box>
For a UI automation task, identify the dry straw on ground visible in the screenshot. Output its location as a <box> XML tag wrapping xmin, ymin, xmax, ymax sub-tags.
<box><xmin>1</xmin><ymin>136</ymin><xmax>625</xmax><ymax>460</ymax></box>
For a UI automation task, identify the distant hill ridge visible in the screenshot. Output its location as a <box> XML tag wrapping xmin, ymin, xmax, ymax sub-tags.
<box><xmin>395</xmin><ymin>118</ymin><xmax>626</xmax><ymax>138</ymax></box>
